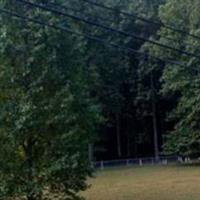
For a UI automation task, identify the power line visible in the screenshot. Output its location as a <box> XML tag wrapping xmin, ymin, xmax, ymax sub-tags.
<box><xmin>4</xmin><ymin>8</ymin><xmax>199</xmax><ymax>88</ymax></box>
<box><xmin>156</xmin><ymin>33</ymin><xmax>199</xmax><ymax>52</ymax></box>
<box><xmin>48</xmin><ymin>1</ymin><xmax>199</xmax><ymax>54</ymax></box>
<box><xmin>0</xmin><ymin>7</ymin><xmax>185</xmax><ymax>68</ymax></box>
<box><xmin>15</xmin><ymin>0</ymin><xmax>200</xmax><ymax>60</ymax></box>
<box><xmin>80</xmin><ymin>0</ymin><xmax>200</xmax><ymax>41</ymax></box>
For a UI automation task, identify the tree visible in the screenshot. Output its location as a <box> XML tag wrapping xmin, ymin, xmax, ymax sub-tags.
<box><xmin>147</xmin><ymin>0</ymin><xmax>200</xmax><ymax>157</ymax></box>
<box><xmin>0</xmin><ymin>1</ymin><xmax>101</xmax><ymax>199</ymax></box>
<box><xmin>81</xmin><ymin>0</ymin><xmax>167</xmax><ymax>159</ymax></box>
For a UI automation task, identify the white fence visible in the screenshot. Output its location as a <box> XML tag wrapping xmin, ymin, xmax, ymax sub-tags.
<box><xmin>92</xmin><ymin>156</ymin><xmax>190</xmax><ymax>169</ymax></box>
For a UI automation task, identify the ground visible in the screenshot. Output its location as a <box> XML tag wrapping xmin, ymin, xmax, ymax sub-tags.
<box><xmin>82</xmin><ymin>165</ymin><xmax>200</xmax><ymax>200</ymax></box>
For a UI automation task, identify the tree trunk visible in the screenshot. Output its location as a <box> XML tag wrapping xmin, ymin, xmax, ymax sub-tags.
<box><xmin>23</xmin><ymin>139</ymin><xmax>38</xmax><ymax>200</ymax></box>
<box><xmin>23</xmin><ymin>33</ymin><xmax>39</xmax><ymax>200</ymax></box>
<box><xmin>27</xmin><ymin>195</ymin><xmax>36</xmax><ymax>200</ymax></box>
<box><xmin>152</xmin><ymin>97</ymin><xmax>159</xmax><ymax>160</ymax></box>
<box><xmin>88</xmin><ymin>144</ymin><xmax>94</xmax><ymax>162</ymax></box>
<box><xmin>126</xmin><ymin>116</ymin><xmax>132</xmax><ymax>157</ymax></box>
<box><xmin>127</xmin><ymin>131</ymin><xmax>130</xmax><ymax>157</ymax></box>
<box><xmin>150</xmin><ymin>73</ymin><xmax>159</xmax><ymax>160</ymax></box>
<box><xmin>116</xmin><ymin>113</ymin><xmax>122</xmax><ymax>158</ymax></box>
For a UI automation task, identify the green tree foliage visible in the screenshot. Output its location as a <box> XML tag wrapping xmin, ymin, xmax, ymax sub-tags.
<box><xmin>82</xmin><ymin>0</ymin><xmax>166</xmax><ymax>159</ymax></box>
<box><xmin>3</xmin><ymin>0</ymin><xmax>200</xmax><ymax>199</ymax></box>
<box><xmin>147</xmin><ymin>0</ymin><xmax>200</xmax><ymax>157</ymax></box>
<box><xmin>0</xmin><ymin>1</ymin><xmax>101</xmax><ymax>199</ymax></box>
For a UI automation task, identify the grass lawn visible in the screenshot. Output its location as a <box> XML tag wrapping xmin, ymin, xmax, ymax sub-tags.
<box><xmin>82</xmin><ymin>165</ymin><xmax>200</xmax><ymax>200</ymax></box>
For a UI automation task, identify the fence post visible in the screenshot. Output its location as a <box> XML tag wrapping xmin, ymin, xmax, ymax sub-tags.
<box><xmin>91</xmin><ymin>161</ymin><xmax>94</xmax><ymax>169</ymax></box>
<box><xmin>139</xmin><ymin>159</ymin><xmax>143</xmax><ymax>166</ymax></box>
<box><xmin>126</xmin><ymin>159</ymin><xmax>129</xmax><ymax>166</ymax></box>
<box><xmin>101</xmin><ymin>161</ymin><xmax>104</xmax><ymax>170</ymax></box>
<box><xmin>184</xmin><ymin>157</ymin><xmax>188</xmax><ymax>163</ymax></box>
<box><xmin>178</xmin><ymin>156</ymin><xmax>182</xmax><ymax>163</ymax></box>
<box><xmin>162</xmin><ymin>159</ymin><xmax>168</xmax><ymax>165</ymax></box>
<box><xmin>151</xmin><ymin>158</ymin><xmax>154</xmax><ymax>165</ymax></box>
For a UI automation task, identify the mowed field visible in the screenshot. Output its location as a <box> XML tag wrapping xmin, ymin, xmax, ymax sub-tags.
<box><xmin>82</xmin><ymin>165</ymin><xmax>200</xmax><ymax>200</ymax></box>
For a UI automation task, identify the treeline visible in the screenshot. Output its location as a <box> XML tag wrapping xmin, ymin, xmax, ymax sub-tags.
<box><xmin>0</xmin><ymin>0</ymin><xmax>200</xmax><ymax>199</ymax></box>
<box><xmin>84</xmin><ymin>0</ymin><xmax>200</xmax><ymax>160</ymax></box>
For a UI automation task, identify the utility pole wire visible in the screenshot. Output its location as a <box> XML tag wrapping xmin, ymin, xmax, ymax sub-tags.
<box><xmin>0</xmin><ymin>7</ymin><xmax>185</xmax><ymax>68</ymax></box>
<box><xmin>80</xmin><ymin>0</ymin><xmax>200</xmax><ymax>41</ymax></box>
<box><xmin>48</xmin><ymin>1</ymin><xmax>198</xmax><ymax>52</ymax></box>
<box><xmin>15</xmin><ymin>0</ymin><xmax>200</xmax><ymax>59</ymax></box>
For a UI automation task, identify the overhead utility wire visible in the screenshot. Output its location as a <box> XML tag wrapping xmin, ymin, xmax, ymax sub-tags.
<box><xmin>80</xmin><ymin>0</ymin><xmax>200</xmax><ymax>41</ymax></box>
<box><xmin>0</xmin><ymin>7</ymin><xmax>185</xmax><ymax>68</ymax></box>
<box><xmin>49</xmin><ymin>1</ymin><xmax>198</xmax><ymax>53</ymax></box>
<box><xmin>15</xmin><ymin>0</ymin><xmax>200</xmax><ymax>59</ymax></box>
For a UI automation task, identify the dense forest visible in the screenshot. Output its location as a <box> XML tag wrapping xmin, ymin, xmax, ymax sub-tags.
<box><xmin>0</xmin><ymin>0</ymin><xmax>200</xmax><ymax>199</ymax></box>
<box><xmin>78</xmin><ymin>0</ymin><xmax>200</xmax><ymax>161</ymax></box>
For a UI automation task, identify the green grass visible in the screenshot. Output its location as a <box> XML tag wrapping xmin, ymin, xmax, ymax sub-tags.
<box><xmin>82</xmin><ymin>165</ymin><xmax>200</xmax><ymax>200</ymax></box>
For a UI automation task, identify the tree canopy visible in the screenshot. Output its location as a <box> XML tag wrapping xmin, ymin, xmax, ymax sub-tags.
<box><xmin>0</xmin><ymin>0</ymin><xmax>200</xmax><ymax>199</ymax></box>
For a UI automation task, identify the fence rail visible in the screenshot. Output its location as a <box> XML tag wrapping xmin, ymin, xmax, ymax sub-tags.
<box><xmin>92</xmin><ymin>156</ymin><xmax>190</xmax><ymax>169</ymax></box>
